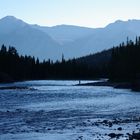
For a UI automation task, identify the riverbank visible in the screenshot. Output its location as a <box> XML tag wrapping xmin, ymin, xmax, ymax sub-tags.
<box><xmin>77</xmin><ymin>80</ymin><xmax>140</xmax><ymax>91</ymax></box>
<box><xmin>0</xmin><ymin>78</ymin><xmax>140</xmax><ymax>92</ymax></box>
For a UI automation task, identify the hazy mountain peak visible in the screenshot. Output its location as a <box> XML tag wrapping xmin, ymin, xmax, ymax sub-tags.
<box><xmin>105</xmin><ymin>20</ymin><xmax>124</xmax><ymax>27</ymax></box>
<box><xmin>1</xmin><ymin>16</ymin><xmax>23</xmax><ymax>23</ymax></box>
<box><xmin>1</xmin><ymin>15</ymin><xmax>17</xmax><ymax>20</ymax></box>
<box><xmin>105</xmin><ymin>19</ymin><xmax>140</xmax><ymax>31</ymax></box>
<box><xmin>114</xmin><ymin>20</ymin><xmax>123</xmax><ymax>23</ymax></box>
<box><xmin>0</xmin><ymin>15</ymin><xmax>27</xmax><ymax>28</ymax></box>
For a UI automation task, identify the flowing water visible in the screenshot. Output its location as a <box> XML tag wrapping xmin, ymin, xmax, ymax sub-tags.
<box><xmin>0</xmin><ymin>80</ymin><xmax>140</xmax><ymax>140</ymax></box>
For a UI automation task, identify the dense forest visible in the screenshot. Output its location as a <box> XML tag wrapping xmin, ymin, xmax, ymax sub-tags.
<box><xmin>0</xmin><ymin>45</ymin><xmax>99</xmax><ymax>82</ymax></box>
<box><xmin>0</xmin><ymin>37</ymin><xmax>140</xmax><ymax>83</ymax></box>
<box><xmin>109</xmin><ymin>37</ymin><xmax>140</xmax><ymax>82</ymax></box>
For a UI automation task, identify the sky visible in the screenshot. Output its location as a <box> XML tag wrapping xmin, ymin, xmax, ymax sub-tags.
<box><xmin>0</xmin><ymin>0</ymin><xmax>140</xmax><ymax>28</ymax></box>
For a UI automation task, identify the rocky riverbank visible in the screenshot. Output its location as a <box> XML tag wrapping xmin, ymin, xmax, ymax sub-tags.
<box><xmin>1</xmin><ymin>109</ymin><xmax>140</xmax><ymax>140</ymax></box>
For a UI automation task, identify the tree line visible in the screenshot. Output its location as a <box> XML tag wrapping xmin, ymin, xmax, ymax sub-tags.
<box><xmin>0</xmin><ymin>36</ymin><xmax>140</xmax><ymax>82</ymax></box>
<box><xmin>0</xmin><ymin>45</ymin><xmax>99</xmax><ymax>82</ymax></box>
<box><xmin>109</xmin><ymin>37</ymin><xmax>140</xmax><ymax>82</ymax></box>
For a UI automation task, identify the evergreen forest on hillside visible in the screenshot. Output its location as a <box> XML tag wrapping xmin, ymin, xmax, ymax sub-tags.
<box><xmin>0</xmin><ymin>37</ymin><xmax>140</xmax><ymax>83</ymax></box>
<box><xmin>109</xmin><ymin>37</ymin><xmax>140</xmax><ymax>81</ymax></box>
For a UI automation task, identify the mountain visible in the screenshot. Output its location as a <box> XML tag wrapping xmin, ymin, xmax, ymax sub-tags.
<box><xmin>63</xmin><ymin>20</ymin><xmax>140</xmax><ymax>58</ymax></box>
<box><xmin>32</xmin><ymin>24</ymin><xmax>94</xmax><ymax>44</ymax></box>
<box><xmin>0</xmin><ymin>16</ymin><xmax>62</xmax><ymax>61</ymax></box>
<box><xmin>31</xmin><ymin>19</ymin><xmax>140</xmax><ymax>59</ymax></box>
<box><xmin>0</xmin><ymin>16</ymin><xmax>140</xmax><ymax>60</ymax></box>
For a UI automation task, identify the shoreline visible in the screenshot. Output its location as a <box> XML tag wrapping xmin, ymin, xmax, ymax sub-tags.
<box><xmin>77</xmin><ymin>81</ymin><xmax>140</xmax><ymax>92</ymax></box>
<box><xmin>0</xmin><ymin>79</ymin><xmax>140</xmax><ymax>92</ymax></box>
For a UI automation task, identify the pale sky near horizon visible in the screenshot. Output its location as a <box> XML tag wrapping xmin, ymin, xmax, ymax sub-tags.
<box><xmin>0</xmin><ymin>0</ymin><xmax>140</xmax><ymax>28</ymax></box>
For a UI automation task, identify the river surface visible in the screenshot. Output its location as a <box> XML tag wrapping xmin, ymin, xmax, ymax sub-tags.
<box><xmin>0</xmin><ymin>80</ymin><xmax>140</xmax><ymax>140</ymax></box>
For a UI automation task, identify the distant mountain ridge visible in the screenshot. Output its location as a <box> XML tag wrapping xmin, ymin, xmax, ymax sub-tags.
<box><xmin>0</xmin><ymin>16</ymin><xmax>62</xmax><ymax>60</ymax></box>
<box><xmin>0</xmin><ymin>16</ymin><xmax>140</xmax><ymax>60</ymax></box>
<box><xmin>32</xmin><ymin>24</ymin><xmax>95</xmax><ymax>44</ymax></box>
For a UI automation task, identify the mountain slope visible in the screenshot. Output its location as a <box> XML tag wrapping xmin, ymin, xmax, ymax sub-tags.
<box><xmin>33</xmin><ymin>19</ymin><xmax>140</xmax><ymax>59</ymax></box>
<box><xmin>0</xmin><ymin>16</ymin><xmax>62</xmax><ymax>61</ymax></box>
<box><xmin>32</xmin><ymin>24</ymin><xmax>94</xmax><ymax>44</ymax></box>
<box><xmin>0</xmin><ymin>16</ymin><xmax>140</xmax><ymax>60</ymax></box>
<box><xmin>63</xmin><ymin>20</ymin><xmax>140</xmax><ymax>58</ymax></box>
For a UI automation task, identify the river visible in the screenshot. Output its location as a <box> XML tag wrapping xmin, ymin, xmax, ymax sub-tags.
<box><xmin>0</xmin><ymin>80</ymin><xmax>140</xmax><ymax>140</ymax></box>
